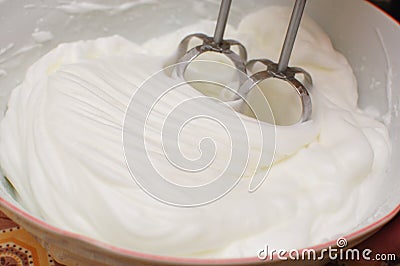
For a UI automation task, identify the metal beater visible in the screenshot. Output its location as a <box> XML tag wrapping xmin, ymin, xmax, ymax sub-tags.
<box><xmin>238</xmin><ymin>0</ymin><xmax>312</xmax><ymax>122</ymax></box>
<box><xmin>175</xmin><ymin>0</ymin><xmax>312</xmax><ymax>123</ymax></box>
<box><xmin>175</xmin><ymin>0</ymin><xmax>247</xmax><ymax>78</ymax></box>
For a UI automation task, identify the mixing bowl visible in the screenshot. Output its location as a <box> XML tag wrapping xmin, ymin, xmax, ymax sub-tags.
<box><xmin>0</xmin><ymin>0</ymin><xmax>399</xmax><ymax>265</ymax></box>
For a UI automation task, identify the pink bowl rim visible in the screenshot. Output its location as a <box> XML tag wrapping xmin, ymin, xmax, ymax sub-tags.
<box><xmin>365</xmin><ymin>0</ymin><xmax>400</xmax><ymax>27</ymax></box>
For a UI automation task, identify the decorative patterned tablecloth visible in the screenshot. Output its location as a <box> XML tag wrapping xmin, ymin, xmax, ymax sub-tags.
<box><xmin>0</xmin><ymin>211</ymin><xmax>63</xmax><ymax>266</ymax></box>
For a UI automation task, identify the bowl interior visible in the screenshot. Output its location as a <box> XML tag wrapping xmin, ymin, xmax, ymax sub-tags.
<box><xmin>0</xmin><ymin>0</ymin><xmax>399</xmax><ymax>258</ymax></box>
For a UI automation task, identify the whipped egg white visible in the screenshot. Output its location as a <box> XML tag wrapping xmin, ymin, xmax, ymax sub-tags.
<box><xmin>0</xmin><ymin>7</ymin><xmax>391</xmax><ymax>258</ymax></box>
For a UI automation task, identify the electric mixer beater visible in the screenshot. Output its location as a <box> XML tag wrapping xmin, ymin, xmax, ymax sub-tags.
<box><xmin>175</xmin><ymin>0</ymin><xmax>312</xmax><ymax>123</ymax></box>
<box><xmin>175</xmin><ymin>0</ymin><xmax>247</xmax><ymax>79</ymax></box>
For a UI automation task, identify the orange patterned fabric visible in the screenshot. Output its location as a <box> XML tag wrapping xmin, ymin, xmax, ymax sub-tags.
<box><xmin>0</xmin><ymin>211</ymin><xmax>63</xmax><ymax>266</ymax></box>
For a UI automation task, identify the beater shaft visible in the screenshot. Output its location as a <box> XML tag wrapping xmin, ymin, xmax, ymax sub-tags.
<box><xmin>277</xmin><ymin>0</ymin><xmax>306</xmax><ymax>73</ymax></box>
<box><xmin>213</xmin><ymin>0</ymin><xmax>232</xmax><ymax>44</ymax></box>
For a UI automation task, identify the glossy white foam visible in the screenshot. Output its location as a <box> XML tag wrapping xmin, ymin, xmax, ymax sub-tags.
<box><xmin>0</xmin><ymin>7</ymin><xmax>391</xmax><ymax>258</ymax></box>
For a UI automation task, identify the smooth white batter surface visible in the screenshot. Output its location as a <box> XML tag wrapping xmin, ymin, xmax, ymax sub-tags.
<box><xmin>0</xmin><ymin>7</ymin><xmax>391</xmax><ymax>258</ymax></box>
